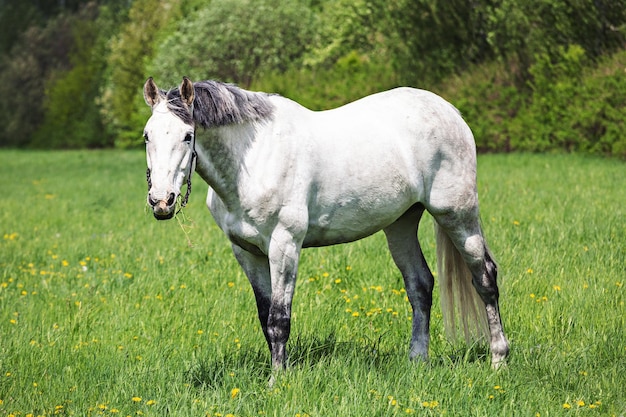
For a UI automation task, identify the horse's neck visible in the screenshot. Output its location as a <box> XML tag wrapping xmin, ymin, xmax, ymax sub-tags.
<box><xmin>194</xmin><ymin>123</ymin><xmax>257</xmax><ymax>209</ymax></box>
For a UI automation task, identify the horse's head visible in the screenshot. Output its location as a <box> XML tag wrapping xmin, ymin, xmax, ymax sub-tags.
<box><xmin>143</xmin><ymin>77</ymin><xmax>196</xmax><ymax>220</ymax></box>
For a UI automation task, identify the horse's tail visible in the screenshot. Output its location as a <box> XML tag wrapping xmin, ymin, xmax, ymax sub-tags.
<box><xmin>435</xmin><ymin>222</ymin><xmax>489</xmax><ymax>343</ymax></box>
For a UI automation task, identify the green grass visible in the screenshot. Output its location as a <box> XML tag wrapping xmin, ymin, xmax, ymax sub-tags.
<box><xmin>0</xmin><ymin>150</ymin><xmax>624</xmax><ymax>416</ymax></box>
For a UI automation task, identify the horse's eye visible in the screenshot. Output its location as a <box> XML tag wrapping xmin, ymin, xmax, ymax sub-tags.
<box><xmin>143</xmin><ymin>133</ymin><xmax>149</xmax><ymax>143</ymax></box>
<box><xmin>183</xmin><ymin>133</ymin><xmax>193</xmax><ymax>143</ymax></box>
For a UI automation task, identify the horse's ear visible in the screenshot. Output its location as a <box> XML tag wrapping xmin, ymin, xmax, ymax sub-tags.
<box><xmin>180</xmin><ymin>77</ymin><xmax>195</xmax><ymax>108</ymax></box>
<box><xmin>144</xmin><ymin>77</ymin><xmax>161</xmax><ymax>108</ymax></box>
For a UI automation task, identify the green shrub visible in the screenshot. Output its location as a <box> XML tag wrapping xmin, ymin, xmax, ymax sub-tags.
<box><xmin>440</xmin><ymin>47</ymin><xmax>626</xmax><ymax>158</ymax></box>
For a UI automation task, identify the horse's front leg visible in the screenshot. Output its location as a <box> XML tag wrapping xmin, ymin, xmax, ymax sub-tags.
<box><xmin>266</xmin><ymin>224</ymin><xmax>303</xmax><ymax>370</ymax></box>
<box><xmin>232</xmin><ymin>245</ymin><xmax>272</xmax><ymax>351</ymax></box>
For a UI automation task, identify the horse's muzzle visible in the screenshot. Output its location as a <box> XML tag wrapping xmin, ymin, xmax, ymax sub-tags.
<box><xmin>148</xmin><ymin>192</ymin><xmax>176</xmax><ymax>220</ymax></box>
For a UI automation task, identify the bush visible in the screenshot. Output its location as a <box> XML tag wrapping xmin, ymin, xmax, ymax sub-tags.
<box><xmin>149</xmin><ymin>0</ymin><xmax>314</xmax><ymax>87</ymax></box>
<box><xmin>441</xmin><ymin>47</ymin><xmax>626</xmax><ymax>158</ymax></box>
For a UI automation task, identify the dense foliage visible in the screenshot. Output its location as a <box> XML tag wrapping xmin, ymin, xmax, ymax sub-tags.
<box><xmin>0</xmin><ymin>0</ymin><xmax>625</xmax><ymax>157</ymax></box>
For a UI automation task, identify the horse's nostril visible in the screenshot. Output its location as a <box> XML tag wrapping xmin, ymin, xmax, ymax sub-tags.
<box><xmin>148</xmin><ymin>194</ymin><xmax>158</xmax><ymax>207</ymax></box>
<box><xmin>167</xmin><ymin>193</ymin><xmax>176</xmax><ymax>206</ymax></box>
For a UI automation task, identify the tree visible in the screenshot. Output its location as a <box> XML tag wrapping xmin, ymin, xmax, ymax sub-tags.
<box><xmin>102</xmin><ymin>0</ymin><xmax>183</xmax><ymax>148</ymax></box>
<box><xmin>31</xmin><ymin>3</ymin><xmax>115</xmax><ymax>148</ymax></box>
<box><xmin>0</xmin><ymin>13</ymin><xmax>75</xmax><ymax>147</ymax></box>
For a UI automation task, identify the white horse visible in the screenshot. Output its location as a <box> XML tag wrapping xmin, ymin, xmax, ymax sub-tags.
<box><xmin>142</xmin><ymin>77</ymin><xmax>509</xmax><ymax>371</ymax></box>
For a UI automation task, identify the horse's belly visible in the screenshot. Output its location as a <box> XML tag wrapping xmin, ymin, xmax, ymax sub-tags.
<box><xmin>302</xmin><ymin>196</ymin><xmax>415</xmax><ymax>247</ymax></box>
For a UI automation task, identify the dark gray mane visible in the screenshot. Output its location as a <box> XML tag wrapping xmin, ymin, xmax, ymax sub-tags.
<box><xmin>164</xmin><ymin>80</ymin><xmax>274</xmax><ymax>128</ymax></box>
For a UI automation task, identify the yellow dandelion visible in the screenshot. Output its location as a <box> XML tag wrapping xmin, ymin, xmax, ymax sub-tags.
<box><xmin>576</xmin><ymin>400</ymin><xmax>585</xmax><ymax>407</ymax></box>
<box><xmin>231</xmin><ymin>387</ymin><xmax>240</xmax><ymax>398</ymax></box>
<box><xmin>553</xmin><ymin>285</ymin><xmax>561</xmax><ymax>291</ymax></box>
<box><xmin>146</xmin><ymin>400</ymin><xmax>156</xmax><ymax>406</ymax></box>
<box><xmin>334</xmin><ymin>278</ymin><xmax>341</xmax><ymax>284</ymax></box>
<box><xmin>562</xmin><ymin>403</ymin><xmax>571</xmax><ymax>409</ymax></box>
<box><xmin>132</xmin><ymin>396</ymin><xmax>142</xmax><ymax>403</ymax></box>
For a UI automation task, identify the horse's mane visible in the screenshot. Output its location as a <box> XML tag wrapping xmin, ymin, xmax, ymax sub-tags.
<box><xmin>164</xmin><ymin>80</ymin><xmax>274</xmax><ymax>128</ymax></box>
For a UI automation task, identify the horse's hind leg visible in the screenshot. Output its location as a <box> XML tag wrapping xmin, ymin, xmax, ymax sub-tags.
<box><xmin>433</xmin><ymin>210</ymin><xmax>510</xmax><ymax>367</ymax></box>
<box><xmin>383</xmin><ymin>204</ymin><xmax>434</xmax><ymax>361</ymax></box>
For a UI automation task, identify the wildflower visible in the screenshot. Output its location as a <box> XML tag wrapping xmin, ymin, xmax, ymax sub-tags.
<box><xmin>421</xmin><ymin>400</ymin><xmax>439</xmax><ymax>409</ymax></box>
<box><xmin>576</xmin><ymin>400</ymin><xmax>585</xmax><ymax>407</ymax></box>
<box><xmin>231</xmin><ymin>388</ymin><xmax>240</xmax><ymax>398</ymax></box>
<box><xmin>132</xmin><ymin>397</ymin><xmax>142</xmax><ymax>403</ymax></box>
<box><xmin>553</xmin><ymin>285</ymin><xmax>561</xmax><ymax>291</ymax></box>
<box><xmin>334</xmin><ymin>278</ymin><xmax>341</xmax><ymax>284</ymax></box>
<box><xmin>146</xmin><ymin>400</ymin><xmax>156</xmax><ymax>406</ymax></box>
<box><xmin>562</xmin><ymin>403</ymin><xmax>571</xmax><ymax>409</ymax></box>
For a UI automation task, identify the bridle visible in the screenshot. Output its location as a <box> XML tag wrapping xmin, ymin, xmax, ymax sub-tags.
<box><xmin>146</xmin><ymin>132</ymin><xmax>197</xmax><ymax>212</ymax></box>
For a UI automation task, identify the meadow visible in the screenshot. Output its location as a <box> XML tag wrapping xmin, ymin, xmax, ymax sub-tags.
<box><xmin>0</xmin><ymin>150</ymin><xmax>624</xmax><ymax>416</ymax></box>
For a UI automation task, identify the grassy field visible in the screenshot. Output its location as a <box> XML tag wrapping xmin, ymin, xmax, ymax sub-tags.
<box><xmin>0</xmin><ymin>150</ymin><xmax>624</xmax><ymax>416</ymax></box>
